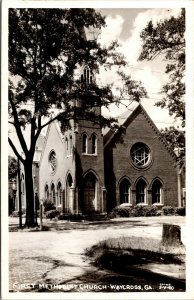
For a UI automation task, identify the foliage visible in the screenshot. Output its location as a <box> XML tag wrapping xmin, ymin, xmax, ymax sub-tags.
<box><xmin>162</xmin><ymin>206</ymin><xmax>176</xmax><ymax>216</ymax></box>
<box><xmin>139</xmin><ymin>9</ymin><xmax>185</xmax><ymax>126</ymax></box>
<box><xmin>115</xmin><ymin>71</ymin><xmax>147</xmax><ymax>104</ymax></box>
<box><xmin>130</xmin><ymin>205</ymin><xmax>158</xmax><ymax>217</ymax></box>
<box><xmin>8</xmin><ymin>156</ymin><xmax>18</xmax><ymax>179</ymax></box>
<box><xmin>109</xmin><ymin>204</ymin><xmax>159</xmax><ymax>218</ymax></box>
<box><xmin>108</xmin><ymin>205</ymin><xmax>131</xmax><ymax>218</ymax></box>
<box><xmin>175</xmin><ymin>207</ymin><xmax>185</xmax><ymax>216</ymax></box>
<box><xmin>160</xmin><ymin>126</ymin><xmax>185</xmax><ymax>167</ymax></box>
<box><xmin>43</xmin><ymin>199</ymin><xmax>56</xmax><ymax>212</ymax></box>
<box><xmin>45</xmin><ymin>209</ymin><xmax>60</xmax><ymax>219</ymax></box>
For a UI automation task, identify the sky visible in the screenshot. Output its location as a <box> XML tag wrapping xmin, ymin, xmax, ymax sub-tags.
<box><xmin>96</xmin><ymin>8</ymin><xmax>182</xmax><ymax>127</ymax></box>
<box><xmin>8</xmin><ymin>7</ymin><xmax>183</xmax><ymax>156</ymax></box>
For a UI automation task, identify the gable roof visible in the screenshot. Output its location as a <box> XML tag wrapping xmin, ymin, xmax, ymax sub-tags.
<box><xmin>102</xmin><ymin>102</ymin><xmax>139</xmax><ymax>145</ymax></box>
<box><xmin>38</xmin><ymin>120</ymin><xmax>64</xmax><ymax>165</ymax></box>
<box><xmin>103</xmin><ymin>102</ymin><xmax>177</xmax><ymax>161</ymax></box>
<box><xmin>36</xmin><ymin>134</ymin><xmax>45</xmax><ymax>151</ymax></box>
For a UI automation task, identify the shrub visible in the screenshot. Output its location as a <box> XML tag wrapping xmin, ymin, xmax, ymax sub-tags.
<box><xmin>108</xmin><ymin>204</ymin><xmax>131</xmax><ymax>218</ymax></box>
<box><xmin>45</xmin><ymin>209</ymin><xmax>60</xmax><ymax>219</ymax></box>
<box><xmin>108</xmin><ymin>204</ymin><xmax>160</xmax><ymax>218</ymax></box>
<box><xmin>162</xmin><ymin>206</ymin><xmax>175</xmax><ymax>216</ymax></box>
<box><xmin>175</xmin><ymin>207</ymin><xmax>186</xmax><ymax>216</ymax></box>
<box><xmin>107</xmin><ymin>211</ymin><xmax>117</xmax><ymax>219</ymax></box>
<box><xmin>43</xmin><ymin>199</ymin><xmax>56</xmax><ymax>212</ymax></box>
<box><xmin>143</xmin><ymin>205</ymin><xmax>158</xmax><ymax>216</ymax></box>
<box><xmin>130</xmin><ymin>205</ymin><xmax>158</xmax><ymax>217</ymax></box>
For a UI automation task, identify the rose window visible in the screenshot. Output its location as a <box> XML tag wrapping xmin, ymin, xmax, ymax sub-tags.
<box><xmin>131</xmin><ymin>143</ymin><xmax>150</xmax><ymax>167</ymax></box>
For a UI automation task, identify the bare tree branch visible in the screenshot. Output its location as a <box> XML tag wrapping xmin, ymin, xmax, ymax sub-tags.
<box><xmin>8</xmin><ymin>137</ymin><xmax>25</xmax><ymax>164</ymax></box>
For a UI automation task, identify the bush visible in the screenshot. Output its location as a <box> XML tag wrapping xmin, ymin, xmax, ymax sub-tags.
<box><xmin>130</xmin><ymin>205</ymin><xmax>158</xmax><ymax>217</ymax></box>
<box><xmin>108</xmin><ymin>204</ymin><xmax>131</xmax><ymax>218</ymax></box>
<box><xmin>108</xmin><ymin>204</ymin><xmax>160</xmax><ymax>219</ymax></box>
<box><xmin>162</xmin><ymin>206</ymin><xmax>175</xmax><ymax>216</ymax></box>
<box><xmin>45</xmin><ymin>209</ymin><xmax>60</xmax><ymax>219</ymax></box>
<box><xmin>43</xmin><ymin>199</ymin><xmax>56</xmax><ymax>212</ymax></box>
<box><xmin>143</xmin><ymin>205</ymin><xmax>158</xmax><ymax>216</ymax></box>
<box><xmin>175</xmin><ymin>207</ymin><xmax>186</xmax><ymax>216</ymax></box>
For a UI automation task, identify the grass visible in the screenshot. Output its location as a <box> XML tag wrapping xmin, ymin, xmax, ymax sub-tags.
<box><xmin>87</xmin><ymin>236</ymin><xmax>185</xmax><ymax>256</ymax></box>
<box><xmin>85</xmin><ymin>236</ymin><xmax>185</xmax><ymax>271</ymax></box>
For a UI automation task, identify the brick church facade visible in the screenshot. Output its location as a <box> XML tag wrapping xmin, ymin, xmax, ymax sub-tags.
<box><xmin>27</xmin><ymin>100</ymin><xmax>181</xmax><ymax>214</ymax></box>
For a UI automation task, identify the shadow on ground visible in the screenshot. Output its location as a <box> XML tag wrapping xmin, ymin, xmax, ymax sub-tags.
<box><xmin>10</xmin><ymin>252</ymin><xmax>185</xmax><ymax>293</ymax></box>
<box><xmin>9</xmin><ymin>219</ymin><xmax>149</xmax><ymax>232</ymax></box>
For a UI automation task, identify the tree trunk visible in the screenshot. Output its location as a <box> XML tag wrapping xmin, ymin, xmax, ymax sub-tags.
<box><xmin>24</xmin><ymin>159</ymin><xmax>37</xmax><ymax>227</ymax></box>
<box><xmin>162</xmin><ymin>224</ymin><xmax>182</xmax><ymax>246</ymax></box>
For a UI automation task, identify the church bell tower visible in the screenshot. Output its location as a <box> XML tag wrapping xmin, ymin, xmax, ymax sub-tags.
<box><xmin>63</xmin><ymin>26</ymin><xmax>106</xmax><ymax>215</ymax></box>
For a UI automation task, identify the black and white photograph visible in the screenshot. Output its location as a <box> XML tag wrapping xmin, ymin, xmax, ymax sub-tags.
<box><xmin>1</xmin><ymin>0</ymin><xmax>194</xmax><ymax>299</ymax></box>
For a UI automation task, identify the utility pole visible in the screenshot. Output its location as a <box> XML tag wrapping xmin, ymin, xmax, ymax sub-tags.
<box><xmin>18</xmin><ymin>157</ymin><xmax>22</xmax><ymax>228</ymax></box>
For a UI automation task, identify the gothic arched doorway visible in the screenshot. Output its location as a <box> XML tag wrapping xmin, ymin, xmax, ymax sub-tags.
<box><xmin>83</xmin><ymin>172</ymin><xmax>97</xmax><ymax>213</ymax></box>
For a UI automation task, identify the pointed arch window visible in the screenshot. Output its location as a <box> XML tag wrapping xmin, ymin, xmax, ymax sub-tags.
<box><xmin>120</xmin><ymin>178</ymin><xmax>131</xmax><ymax>204</ymax></box>
<box><xmin>91</xmin><ymin>134</ymin><xmax>97</xmax><ymax>155</ymax></box>
<box><xmin>51</xmin><ymin>183</ymin><xmax>56</xmax><ymax>204</ymax></box>
<box><xmin>152</xmin><ymin>179</ymin><xmax>163</xmax><ymax>204</ymax></box>
<box><xmin>82</xmin><ymin>133</ymin><xmax>88</xmax><ymax>154</ymax></box>
<box><xmin>45</xmin><ymin>184</ymin><xmax>49</xmax><ymax>200</ymax></box>
<box><xmin>70</xmin><ymin>135</ymin><xmax>73</xmax><ymax>155</ymax></box>
<box><xmin>136</xmin><ymin>179</ymin><xmax>147</xmax><ymax>204</ymax></box>
<box><xmin>65</xmin><ymin>137</ymin><xmax>69</xmax><ymax>156</ymax></box>
<box><xmin>57</xmin><ymin>181</ymin><xmax>62</xmax><ymax>206</ymax></box>
<box><xmin>81</xmin><ymin>66</ymin><xmax>92</xmax><ymax>86</ymax></box>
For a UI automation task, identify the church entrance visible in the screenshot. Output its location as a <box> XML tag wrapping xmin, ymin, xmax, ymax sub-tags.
<box><xmin>83</xmin><ymin>173</ymin><xmax>97</xmax><ymax>213</ymax></box>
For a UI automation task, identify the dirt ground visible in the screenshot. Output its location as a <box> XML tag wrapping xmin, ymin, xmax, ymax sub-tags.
<box><xmin>9</xmin><ymin>216</ymin><xmax>186</xmax><ymax>292</ymax></box>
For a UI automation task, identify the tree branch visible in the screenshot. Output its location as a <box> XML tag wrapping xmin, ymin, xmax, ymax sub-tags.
<box><xmin>9</xmin><ymin>94</ymin><xmax>29</xmax><ymax>155</ymax></box>
<box><xmin>40</xmin><ymin>113</ymin><xmax>64</xmax><ymax>129</ymax></box>
<box><xmin>8</xmin><ymin>121</ymin><xmax>15</xmax><ymax>125</ymax></box>
<box><xmin>8</xmin><ymin>137</ymin><xmax>25</xmax><ymax>164</ymax></box>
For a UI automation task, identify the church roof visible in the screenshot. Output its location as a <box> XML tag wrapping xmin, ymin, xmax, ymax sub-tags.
<box><xmin>103</xmin><ymin>102</ymin><xmax>177</xmax><ymax>162</ymax></box>
<box><xmin>103</xmin><ymin>101</ymin><xmax>139</xmax><ymax>146</ymax></box>
<box><xmin>36</xmin><ymin>134</ymin><xmax>46</xmax><ymax>150</ymax></box>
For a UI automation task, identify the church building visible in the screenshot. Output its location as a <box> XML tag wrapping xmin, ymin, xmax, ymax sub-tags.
<box><xmin>31</xmin><ymin>95</ymin><xmax>181</xmax><ymax>214</ymax></box>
